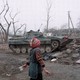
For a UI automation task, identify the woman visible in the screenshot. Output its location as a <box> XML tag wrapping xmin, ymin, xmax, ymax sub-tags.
<box><xmin>22</xmin><ymin>37</ymin><xmax>50</xmax><ymax>80</ymax></box>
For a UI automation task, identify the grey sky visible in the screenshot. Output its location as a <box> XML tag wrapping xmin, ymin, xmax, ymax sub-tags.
<box><xmin>0</xmin><ymin>0</ymin><xmax>80</xmax><ymax>31</ymax></box>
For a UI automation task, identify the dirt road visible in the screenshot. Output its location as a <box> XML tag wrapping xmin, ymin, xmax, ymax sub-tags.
<box><xmin>0</xmin><ymin>49</ymin><xmax>80</xmax><ymax>80</ymax></box>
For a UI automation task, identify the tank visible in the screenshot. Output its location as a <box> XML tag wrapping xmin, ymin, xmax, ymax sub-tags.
<box><xmin>8</xmin><ymin>30</ymin><xmax>73</xmax><ymax>54</ymax></box>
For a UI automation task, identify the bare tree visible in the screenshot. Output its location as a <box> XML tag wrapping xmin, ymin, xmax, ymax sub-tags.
<box><xmin>10</xmin><ymin>12</ymin><xmax>27</xmax><ymax>36</ymax></box>
<box><xmin>15</xmin><ymin>24</ymin><xmax>27</xmax><ymax>35</ymax></box>
<box><xmin>0</xmin><ymin>1</ymin><xmax>26</xmax><ymax>42</ymax></box>
<box><xmin>10</xmin><ymin>12</ymin><xmax>19</xmax><ymax>36</ymax></box>
<box><xmin>0</xmin><ymin>27</ymin><xmax>4</xmax><ymax>43</ymax></box>
<box><xmin>46</xmin><ymin>0</ymin><xmax>52</xmax><ymax>33</ymax></box>
<box><xmin>0</xmin><ymin>1</ymin><xmax>11</xmax><ymax>42</ymax></box>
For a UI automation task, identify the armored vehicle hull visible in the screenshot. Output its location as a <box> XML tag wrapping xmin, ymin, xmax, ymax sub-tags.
<box><xmin>8</xmin><ymin>30</ymin><xmax>73</xmax><ymax>54</ymax></box>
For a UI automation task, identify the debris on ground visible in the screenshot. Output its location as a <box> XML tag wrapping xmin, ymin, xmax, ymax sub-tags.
<box><xmin>43</xmin><ymin>43</ymin><xmax>80</xmax><ymax>65</ymax></box>
<box><xmin>51</xmin><ymin>58</ymin><xmax>57</xmax><ymax>62</ymax></box>
<box><xmin>54</xmin><ymin>44</ymin><xmax>80</xmax><ymax>65</ymax></box>
<box><xmin>76</xmin><ymin>59</ymin><xmax>80</xmax><ymax>64</ymax></box>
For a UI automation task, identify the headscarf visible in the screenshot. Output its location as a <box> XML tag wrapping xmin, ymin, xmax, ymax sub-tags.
<box><xmin>30</xmin><ymin>37</ymin><xmax>41</xmax><ymax>48</ymax></box>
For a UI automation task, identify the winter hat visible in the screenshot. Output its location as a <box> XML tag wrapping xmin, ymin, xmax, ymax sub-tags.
<box><xmin>30</xmin><ymin>37</ymin><xmax>41</xmax><ymax>48</ymax></box>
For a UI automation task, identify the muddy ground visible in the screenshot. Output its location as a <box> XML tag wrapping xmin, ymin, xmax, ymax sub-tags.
<box><xmin>0</xmin><ymin>44</ymin><xmax>80</xmax><ymax>80</ymax></box>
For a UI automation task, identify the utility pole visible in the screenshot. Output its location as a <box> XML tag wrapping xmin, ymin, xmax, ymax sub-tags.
<box><xmin>68</xmin><ymin>11</ymin><xmax>75</xmax><ymax>38</ymax></box>
<box><xmin>68</xmin><ymin>11</ymin><xmax>76</xmax><ymax>43</ymax></box>
<box><xmin>68</xmin><ymin>11</ymin><xmax>71</xmax><ymax>36</ymax></box>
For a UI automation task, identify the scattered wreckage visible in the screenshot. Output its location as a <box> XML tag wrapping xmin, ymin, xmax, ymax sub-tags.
<box><xmin>8</xmin><ymin>30</ymin><xmax>73</xmax><ymax>54</ymax></box>
<box><xmin>43</xmin><ymin>44</ymin><xmax>80</xmax><ymax>65</ymax></box>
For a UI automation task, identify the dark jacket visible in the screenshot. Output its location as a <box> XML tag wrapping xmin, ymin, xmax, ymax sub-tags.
<box><xmin>29</xmin><ymin>47</ymin><xmax>45</xmax><ymax>79</ymax></box>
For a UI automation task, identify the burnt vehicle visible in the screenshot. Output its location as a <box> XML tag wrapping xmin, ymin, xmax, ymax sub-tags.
<box><xmin>8</xmin><ymin>30</ymin><xmax>73</xmax><ymax>54</ymax></box>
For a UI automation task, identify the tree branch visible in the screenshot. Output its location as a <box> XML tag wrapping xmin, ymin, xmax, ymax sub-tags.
<box><xmin>10</xmin><ymin>12</ymin><xmax>19</xmax><ymax>20</ymax></box>
<box><xmin>4</xmin><ymin>2</ymin><xmax>9</xmax><ymax>25</ymax></box>
<box><xmin>0</xmin><ymin>5</ymin><xmax>6</xmax><ymax>15</ymax></box>
<box><xmin>15</xmin><ymin>24</ymin><xmax>26</xmax><ymax>34</ymax></box>
<box><xmin>0</xmin><ymin>23</ymin><xmax>7</xmax><ymax>34</ymax></box>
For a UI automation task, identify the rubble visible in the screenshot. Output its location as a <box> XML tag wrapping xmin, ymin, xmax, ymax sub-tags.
<box><xmin>76</xmin><ymin>59</ymin><xmax>80</xmax><ymax>64</ymax></box>
<box><xmin>51</xmin><ymin>58</ymin><xmax>57</xmax><ymax>62</ymax></box>
<box><xmin>56</xmin><ymin>44</ymin><xmax>80</xmax><ymax>65</ymax></box>
<box><xmin>43</xmin><ymin>43</ymin><xmax>80</xmax><ymax>65</ymax></box>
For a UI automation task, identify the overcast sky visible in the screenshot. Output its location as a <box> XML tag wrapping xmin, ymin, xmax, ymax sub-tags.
<box><xmin>0</xmin><ymin>0</ymin><xmax>80</xmax><ymax>31</ymax></box>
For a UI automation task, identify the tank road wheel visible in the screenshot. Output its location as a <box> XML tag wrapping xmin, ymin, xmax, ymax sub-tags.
<box><xmin>40</xmin><ymin>47</ymin><xmax>45</xmax><ymax>53</ymax></box>
<box><xmin>46</xmin><ymin>46</ymin><xmax>51</xmax><ymax>53</ymax></box>
<box><xmin>28</xmin><ymin>48</ymin><xmax>32</xmax><ymax>53</ymax></box>
<box><xmin>15</xmin><ymin>48</ymin><xmax>21</xmax><ymax>54</ymax></box>
<box><xmin>9</xmin><ymin>45</ymin><xmax>16</xmax><ymax>53</ymax></box>
<box><xmin>51</xmin><ymin>41</ymin><xmax>59</xmax><ymax>51</ymax></box>
<box><xmin>21</xmin><ymin>47</ymin><xmax>26</xmax><ymax>54</ymax></box>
